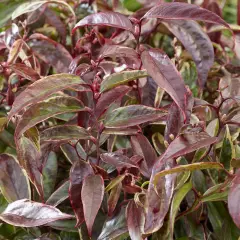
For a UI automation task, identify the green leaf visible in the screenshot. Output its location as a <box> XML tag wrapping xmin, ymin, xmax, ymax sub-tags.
<box><xmin>105</xmin><ymin>175</ymin><xmax>125</xmax><ymax>192</ymax></box>
<box><xmin>123</xmin><ymin>0</ymin><xmax>142</xmax><ymax>12</ymax></box>
<box><xmin>41</xmin><ymin>125</ymin><xmax>91</xmax><ymax>142</ymax></box>
<box><xmin>104</xmin><ymin>105</ymin><xmax>167</xmax><ymax>128</ymax></box>
<box><xmin>15</xmin><ymin>96</ymin><xmax>85</xmax><ymax>139</ymax></box>
<box><xmin>100</xmin><ymin>70</ymin><xmax>148</xmax><ymax>92</ymax></box>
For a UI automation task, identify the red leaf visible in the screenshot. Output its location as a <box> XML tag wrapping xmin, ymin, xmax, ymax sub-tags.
<box><xmin>141</xmin><ymin>47</ymin><xmax>188</xmax><ymax>119</ymax></box>
<box><xmin>69</xmin><ymin>160</ymin><xmax>94</xmax><ymax>226</ymax></box>
<box><xmin>72</xmin><ymin>12</ymin><xmax>134</xmax><ymax>34</ymax></box>
<box><xmin>126</xmin><ymin>200</ymin><xmax>144</xmax><ymax>240</ymax></box>
<box><xmin>81</xmin><ymin>174</ymin><xmax>104</xmax><ymax>236</ymax></box>
<box><xmin>0</xmin><ymin>199</ymin><xmax>73</xmax><ymax>227</ymax></box>
<box><xmin>142</xmin><ymin>2</ymin><xmax>229</xmax><ymax>28</ymax></box>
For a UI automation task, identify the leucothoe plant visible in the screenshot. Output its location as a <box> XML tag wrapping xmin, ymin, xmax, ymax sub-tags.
<box><xmin>0</xmin><ymin>0</ymin><xmax>239</xmax><ymax>239</ymax></box>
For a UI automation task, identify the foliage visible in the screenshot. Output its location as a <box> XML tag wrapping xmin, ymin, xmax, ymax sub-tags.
<box><xmin>0</xmin><ymin>0</ymin><xmax>239</xmax><ymax>239</ymax></box>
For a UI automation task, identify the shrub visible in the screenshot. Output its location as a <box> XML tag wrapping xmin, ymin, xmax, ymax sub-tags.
<box><xmin>0</xmin><ymin>0</ymin><xmax>239</xmax><ymax>239</ymax></box>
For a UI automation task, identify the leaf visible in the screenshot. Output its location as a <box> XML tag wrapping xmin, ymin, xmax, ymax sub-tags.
<box><xmin>8</xmin><ymin>73</ymin><xmax>85</xmax><ymax>121</ymax></box>
<box><xmin>17</xmin><ymin>136</ymin><xmax>43</xmax><ymax>198</ymax></box>
<box><xmin>98</xmin><ymin>207</ymin><xmax>127</xmax><ymax>240</ymax></box>
<box><xmin>46</xmin><ymin>180</ymin><xmax>70</xmax><ymax>207</ymax></box>
<box><xmin>103</xmin><ymin>127</ymin><xmax>139</xmax><ymax>135</ymax></box>
<box><xmin>10</xmin><ymin>63</ymin><xmax>40</xmax><ymax>81</ymax></box>
<box><xmin>154</xmin><ymin>162</ymin><xmax>223</xmax><ymax>186</ymax></box>
<box><xmin>166</xmin><ymin>20</ymin><xmax>214</xmax><ymax>87</ymax></box>
<box><xmin>108</xmin><ymin>182</ymin><xmax>122</xmax><ymax>216</ymax></box>
<box><xmin>15</xmin><ymin>96</ymin><xmax>85</xmax><ymax>139</ymax></box>
<box><xmin>0</xmin><ymin>199</ymin><xmax>73</xmax><ymax>227</ymax></box>
<box><xmin>131</xmin><ymin>134</ymin><xmax>157</xmax><ymax>177</ymax></box>
<box><xmin>42</xmin><ymin>152</ymin><xmax>58</xmax><ymax>201</ymax></box>
<box><xmin>69</xmin><ymin>160</ymin><xmax>94</xmax><ymax>226</ymax></box>
<box><xmin>100</xmin><ymin>70</ymin><xmax>148</xmax><ymax>92</ymax></box>
<box><xmin>142</xmin><ymin>2</ymin><xmax>230</xmax><ymax>28</ymax></box>
<box><xmin>170</xmin><ymin>181</ymin><xmax>192</xmax><ymax>237</ymax></box>
<box><xmin>41</xmin><ymin>125</ymin><xmax>91</xmax><ymax>142</ymax></box>
<box><xmin>126</xmin><ymin>200</ymin><xmax>144</xmax><ymax>240</ymax></box>
<box><xmin>7</xmin><ymin>39</ymin><xmax>23</xmax><ymax>64</ymax></box>
<box><xmin>95</xmin><ymin>86</ymin><xmax>131</xmax><ymax>118</ymax></box>
<box><xmin>123</xmin><ymin>0</ymin><xmax>142</xmax><ymax>12</ymax></box>
<box><xmin>0</xmin><ymin>154</ymin><xmax>30</xmax><ymax>202</ymax></box>
<box><xmin>28</xmin><ymin>34</ymin><xmax>73</xmax><ymax>73</ymax></box>
<box><xmin>104</xmin><ymin>105</ymin><xmax>167</xmax><ymax>128</ymax></box>
<box><xmin>105</xmin><ymin>175</ymin><xmax>126</xmax><ymax>192</ymax></box>
<box><xmin>72</xmin><ymin>12</ymin><xmax>134</xmax><ymax>34</ymax></box>
<box><xmin>228</xmin><ymin>170</ymin><xmax>240</xmax><ymax>228</ymax></box>
<box><xmin>141</xmin><ymin>47</ymin><xmax>188</xmax><ymax>119</ymax></box>
<box><xmin>81</xmin><ymin>174</ymin><xmax>104</xmax><ymax>236</ymax></box>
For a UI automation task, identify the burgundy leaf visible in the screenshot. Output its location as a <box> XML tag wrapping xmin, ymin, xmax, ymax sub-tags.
<box><xmin>72</xmin><ymin>12</ymin><xmax>134</xmax><ymax>34</ymax></box>
<box><xmin>131</xmin><ymin>133</ymin><xmax>157</xmax><ymax>177</ymax></box>
<box><xmin>81</xmin><ymin>174</ymin><xmax>104</xmax><ymax>236</ymax></box>
<box><xmin>28</xmin><ymin>33</ymin><xmax>72</xmax><ymax>73</ymax></box>
<box><xmin>141</xmin><ymin>47</ymin><xmax>188</xmax><ymax>119</ymax></box>
<box><xmin>95</xmin><ymin>85</ymin><xmax>131</xmax><ymax>118</ymax></box>
<box><xmin>0</xmin><ymin>154</ymin><xmax>30</xmax><ymax>202</ymax></box>
<box><xmin>10</xmin><ymin>63</ymin><xmax>40</xmax><ymax>81</ymax></box>
<box><xmin>166</xmin><ymin>20</ymin><xmax>214</xmax><ymax>87</ymax></box>
<box><xmin>228</xmin><ymin>170</ymin><xmax>240</xmax><ymax>228</ymax></box>
<box><xmin>0</xmin><ymin>199</ymin><xmax>73</xmax><ymax>227</ymax></box>
<box><xmin>69</xmin><ymin>160</ymin><xmax>94</xmax><ymax>226</ymax></box>
<box><xmin>142</xmin><ymin>2</ymin><xmax>229</xmax><ymax>28</ymax></box>
<box><xmin>126</xmin><ymin>200</ymin><xmax>144</xmax><ymax>240</ymax></box>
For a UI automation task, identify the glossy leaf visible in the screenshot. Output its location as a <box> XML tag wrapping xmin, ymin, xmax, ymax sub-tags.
<box><xmin>46</xmin><ymin>180</ymin><xmax>70</xmax><ymax>207</ymax></box>
<box><xmin>142</xmin><ymin>2</ymin><xmax>230</xmax><ymax>28</ymax></box>
<box><xmin>126</xmin><ymin>200</ymin><xmax>144</xmax><ymax>240</ymax></box>
<box><xmin>166</xmin><ymin>20</ymin><xmax>214</xmax><ymax>87</ymax></box>
<box><xmin>15</xmin><ymin>96</ymin><xmax>85</xmax><ymax>139</ymax></box>
<box><xmin>0</xmin><ymin>154</ymin><xmax>30</xmax><ymax>202</ymax></box>
<box><xmin>8</xmin><ymin>74</ymin><xmax>85</xmax><ymax>121</ymax></box>
<box><xmin>69</xmin><ymin>160</ymin><xmax>94</xmax><ymax>226</ymax></box>
<box><xmin>104</xmin><ymin>105</ymin><xmax>167</xmax><ymax>128</ymax></box>
<box><xmin>0</xmin><ymin>199</ymin><xmax>73</xmax><ymax>227</ymax></box>
<box><xmin>72</xmin><ymin>12</ymin><xmax>134</xmax><ymax>34</ymax></box>
<box><xmin>141</xmin><ymin>48</ymin><xmax>188</xmax><ymax>119</ymax></box>
<box><xmin>41</xmin><ymin>125</ymin><xmax>91</xmax><ymax>142</ymax></box>
<box><xmin>100</xmin><ymin>70</ymin><xmax>148</xmax><ymax>92</ymax></box>
<box><xmin>81</xmin><ymin>174</ymin><xmax>104</xmax><ymax>236</ymax></box>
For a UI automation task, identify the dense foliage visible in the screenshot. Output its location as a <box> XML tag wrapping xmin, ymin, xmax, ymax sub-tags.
<box><xmin>0</xmin><ymin>0</ymin><xmax>239</xmax><ymax>239</ymax></box>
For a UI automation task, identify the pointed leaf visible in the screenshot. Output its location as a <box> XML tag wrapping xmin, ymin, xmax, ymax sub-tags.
<box><xmin>41</xmin><ymin>125</ymin><xmax>91</xmax><ymax>142</ymax></box>
<box><xmin>0</xmin><ymin>199</ymin><xmax>73</xmax><ymax>227</ymax></box>
<box><xmin>69</xmin><ymin>160</ymin><xmax>94</xmax><ymax>226</ymax></box>
<box><xmin>126</xmin><ymin>200</ymin><xmax>144</xmax><ymax>240</ymax></box>
<box><xmin>15</xmin><ymin>96</ymin><xmax>85</xmax><ymax>139</ymax></box>
<box><xmin>104</xmin><ymin>105</ymin><xmax>167</xmax><ymax>128</ymax></box>
<box><xmin>46</xmin><ymin>180</ymin><xmax>70</xmax><ymax>207</ymax></box>
<box><xmin>166</xmin><ymin>20</ymin><xmax>214</xmax><ymax>87</ymax></box>
<box><xmin>0</xmin><ymin>154</ymin><xmax>30</xmax><ymax>202</ymax></box>
<box><xmin>142</xmin><ymin>2</ymin><xmax>229</xmax><ymax>28</ymax></box>
<box><xmin>72</xmin><ymin>12</ymin><xmax>134</xmax><ymax>34</ymax></box>
<box><xmin>81</xmin><ymin>174</ymin><xmax>104</xmax><ymax>236</ymax></box>
<box><xmin>105</xmin><ymin>175</ymin><xmax>126</xmax><ymax>192</ymax></box>
<box><xmin>108</xmin><ymin>183</ymin><xmax>122</xmax><ymax>216</ymax></box>
<box><xmin>141</xmin><ymin>48</ymin><xmax>188</xmax><ymax>119</ymax></box>
<box><xmin>8</xmin><ymin>73</ymin><xmax>85</xmax><ymax>121</ymax></box>
<box><xmin>100</xmin><ymin>70</ymin><xmax>148</xmax><ymax>92</ymax></box>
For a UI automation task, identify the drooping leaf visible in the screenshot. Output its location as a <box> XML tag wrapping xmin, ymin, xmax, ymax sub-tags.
<box><xmin>0</xmin><ymin>199</ymin><xmax>73</xmax><ymax>227</ymax></box>
<box><xmin>41</xmin><ymin>125</ymin><xmax>91</xmax><ymax>142</ymax></box>
<box><xmin>108</xmin><ymin>182</ymin><xmax>122</xmax><ymax>216</ymax></box>
<box><xmin>142</xmin><ymin>2</ymin><xmax>230</xmax><ymax>28</ymax></box>
<box><xmin>166</xmin><ymin>20</ymin><xmax>214</xmax><ymax>87</ymax></box>
<box><xmin>104</xmin><ymin>105</ymin><xmax>167</xmax><ymax>128</ymax></box>
<box><xmin>8</xmin><ymin>73</ymin><xmax>85</xmax><ymax>121</ymax></box>
<box><xmin>69</xmin><ymin>160</ymin><xmax>94</xmax><ymax>226</ymax></box>
<box><xmin>81</xmin><ymin>174</ymin><xmax>104</xmax><ymax>236</ymax></box>
<box><xmin>28</xmin><ymin>34</ymin><xmax>73</xmax><ymax>73</ymax></box>
<box><xmin>72</xmin><ymin>12</ymin><xmax>134</xmax><ymax>34</ymax></box>
<box><xmin>126</xmin><ymin>200</ymin><xmax>144</xmax><ymax>240</ymax></box>
<box><xmin>46</xmin><ymin>180</ymin><xmax>70</xmax><ymax>207</ymax></box>
<box><xmin>0</xmin><ymin>154</ymin><xmax>30</xmax><ymax>202</ymax></box>
<box><xmin>100</xmin><ymin>70</ymin><xmax>148</xmax><ymax>92</ymax></box>
<box><xmin>10</xmin><ymin>63</ymin><xmax>40</xmax><ymax>81</ymax></box>
<box><xmin>141</xmin><ymin>47</ymin><xmax>188</xmax><ymax>119</ymax></box>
